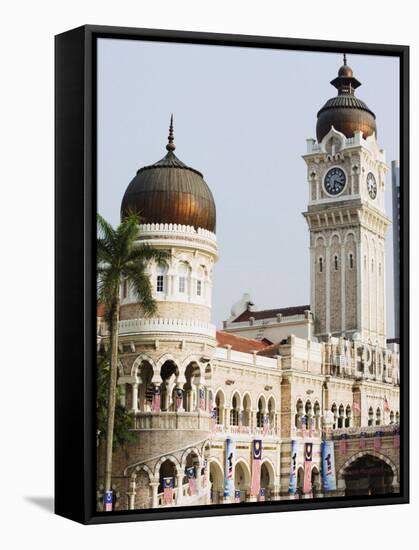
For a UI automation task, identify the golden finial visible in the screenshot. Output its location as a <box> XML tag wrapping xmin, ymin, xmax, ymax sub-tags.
<box><xmin>166</xmin><ymin>113</ymin><xmax>176</xmax><ymax>152</ymax></box>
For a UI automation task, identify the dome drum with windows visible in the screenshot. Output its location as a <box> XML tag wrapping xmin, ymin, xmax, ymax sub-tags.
<box><xmin>121</xmin><ymin>116</ymin><xmax>216</xmax><ymax>233</ymax></box>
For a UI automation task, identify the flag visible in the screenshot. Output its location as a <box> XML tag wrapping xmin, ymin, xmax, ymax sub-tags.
<box><xmin>186</xmin><ymin>467</ymin><xmax>196</xmax><ymax>496</ymax></box>
<box><xmin>175</xmin><ymin>387</ymin><xmax>183</xmax><ymax>411</ymax></box>
<box><xmin>393</xmin><ymin>430</ymin><xmax>400</xmax><ymax>449</ymax></box>
<box><xmin>239</xmin><ymin>410</ymin><xmax>243</xmax><ymax>432</ymax></box>
<box><xmin>359</xmin><ymin>432</ymin><xmax>366</xmax><ymax>450</ymax></box>
<box><xmin>234</xmin><ymin>489</ymin><xmax>241</xmax><ymax>503</ymax></box>
<box><xmin>303</xmin><ymin>442</ymin><xmax>313</xmax><ymax>494</ymax></box>
<box><xmin>308</xmin><ymin>416</ymin><xmax>313</xmax><ymax>437</ymax></box>
<box><xmin>250</xmin><ymin>439</ymin><xmax>262</xmax><ymax>497</ymax></box>
<box><xmin>208</xmin><ymin>395</ymin><xmax>213</xmax><ymax>414</ymax></box>
<box><xmin>288</xmin><ymin>440</ymin><xmax>298</xmax><ymax>494</ymax></box>
<box><xmin>259</xmin><ymin>488</ymin><xmax>266</xmax><ymax>502</ymax></box>
<box><xmin>224</xmin><ymin>438</ymin><xmax>234</xmax><ymax>497</ymax></box>
<box><xmin>210</xmin><ymin>407</ymin><xmax>217</xmax><ymax>432</ymax></box>
<box><xmin>321</xmin><ymin>440</ymin><xmax>336</xmax><ymax>492</ymax></box>
<box><xmin>104</xmin><ymin>490</ymin><xmax>113</xmax><ymax>512</ymax></box>
<box><xmin>339</xmin><ymin>434</ymin><xmax>348</xmax><ymax>455</ymax></box>
<box><xmin>384</xmin><ymin>397</ymin><xmax>390</xmax><ymax>413</ymax></box>
<box><xmin>353</xmin><ymin>401</ymin><xmax>361</xmax><ymax>413</ymax></box>
<box><xmin>301</xmin><ymin>416</ymin><xmax>307</xmax><ymax>437</ymax></box>
<box><xmin>151</xmin><ymin>385</ymin><xmax>161</xmax><ymax>412</ymax></box>
<box><xmin>202</xmin><ymin>460</ymin><xmax>208</xmax><ymax>488</ymax></box>
<box><xmin>199</xmin><ymin>387</ymin><xmax>205</xmax><ymax>410</ymax></box>
<box><xmin>163</xmin><ymin>477</ymin><xmax>174</xmax><ymax>505</ymax></box>
<box><xmin>374</xmin><ymin>431</ymin><xmax>382</xmax><ymax>451</ymax></box>
<box><xmin>263</xmin><ymin>414</ymin><xmax>270</xmax><ymax>436</ymax></box>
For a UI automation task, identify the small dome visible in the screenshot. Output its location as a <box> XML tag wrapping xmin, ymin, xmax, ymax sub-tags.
<box><xmin>316</xmin><ymin>55</ymin><xmax>376</xmax><ymax>142</ymax></box>
<box><xmin>121</xmin><ymin>116</ymin><xmax>216</xmax><ymax>233</ymax></box>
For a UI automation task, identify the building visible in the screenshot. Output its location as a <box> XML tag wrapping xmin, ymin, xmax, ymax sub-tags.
<box><xmin>96</xmin><ymin>58</ymin><xmax>400</xmax><ymax>511</ymax></box>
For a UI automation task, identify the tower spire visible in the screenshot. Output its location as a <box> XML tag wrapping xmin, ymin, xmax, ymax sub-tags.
<box><xmin>166</xmin><ymin>113</ymin><xmax>176</xmax><ymax>152</ymax></box>
<box><xmin>343</xmin><ymin>53</ymin><xmax>347</xmax><ymax>65</ymax></box>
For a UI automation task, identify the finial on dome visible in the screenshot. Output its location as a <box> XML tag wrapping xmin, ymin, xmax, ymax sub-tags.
<box><xmin>343</xmin><ymin>53</ymin><xmax>347</xmax><ymax>65</ymax></box>
<box><xmin>166</xmin><ymin>113</ymin><xmax>176</xmax><ymax>152</ymax></box>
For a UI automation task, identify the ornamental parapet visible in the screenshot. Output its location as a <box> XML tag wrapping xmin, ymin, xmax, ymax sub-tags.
<box><xmin>328</xmin><ymin>423</ymin><xmax>399</xmax><ymax>440</ymax></box>
<box><xmin>100</xmin><ymin>317</ymin><xmax>216</xmax><ymax>339</ymax></box>
<box><xmin>136</xmin><ymin>223</ymin><xmax>218</xmax><ymax>256</ymax></box>
<box><xmin>133</xmin><ymin>411</ymin><xmax>211</xmax><ymax>431</ymax></box>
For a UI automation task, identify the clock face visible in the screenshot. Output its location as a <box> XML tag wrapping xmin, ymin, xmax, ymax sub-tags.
<box><xmin>324</xmin><ymin>167</ymin><xmax>346</xmax><ymax>196</ymax></box>
<box><xmin>367</xmin><ymin>172</ymin><xmax>377</xmax><ymax>199</ymax></box>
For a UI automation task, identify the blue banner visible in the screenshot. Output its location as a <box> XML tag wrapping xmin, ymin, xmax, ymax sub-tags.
<box><xmin>321</xmin><ymin>440</ymin><xmax>336</xmax><ymax>492</ymax></box>
<box><xmin>224</xmin><ymin>437</ymin><xmax>234</xmax><ymax>497</ymax></box>
<box><xmin>288</xmin><ymin>439</ymin><xmax>298</xmax><ymax>494</ymax></box>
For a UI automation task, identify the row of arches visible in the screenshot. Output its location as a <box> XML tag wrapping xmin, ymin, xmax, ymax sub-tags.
<box><xmin>295</xmin><ymin>399</ymin><xmax>321</xmax><ymax>430</ymax></box>
<box><xmin>215</xmin><ymin>390</ymin><xmax>278</xmax><ymax>432</ymax></box>
<box><xmin>367</xmin><ymin>407</ymin><xmax>399</xmax><ymax>426</ymax></box>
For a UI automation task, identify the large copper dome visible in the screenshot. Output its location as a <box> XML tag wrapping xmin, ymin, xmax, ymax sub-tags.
<box><xmin>316</xmin><ymin>56</ymin><xmax>376</xmax><ymax>142</ymax></box>
<box><xmin>121</xmin><ymin>117</ymin><xmax>216</xmax><ymax>232</ymax></box>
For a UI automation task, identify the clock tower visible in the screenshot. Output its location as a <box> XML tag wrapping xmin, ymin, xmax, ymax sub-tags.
<box><xmin>303</xmin><ymin>56</ymin><xmax>390</xmax><ymax>347</ymax></box>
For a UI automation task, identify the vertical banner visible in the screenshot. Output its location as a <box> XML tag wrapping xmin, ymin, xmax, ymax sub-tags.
<box><xmin>163</xmin><ymin>477</ymin><xmax>174</xmax><ymax>505</ymax></box>
<box><xmin>234</xmin><ymin>489</ymin><xmax>241</xmax><ymax>503</ymax></box>
<box><xmin>202</xmin><ymin>460</ymin><xmax>208</xmax><ymax>488</ymax></box>
<box><xmin>224</xmin><ymin>437</ymin><xmax>234</xmax><ymax>497</ymax></box>
<box><xmin>263</xmin><ymin>414</ymin><xmax>270</xmax><ymax>436</ymax></box>
<box><xmin>259</xmin><ymin>488</ymin><xmax>266</xmax><ymax>501</ymax></box>
<box><xmin>186</xmin><ymin>466</ymin><xmax>196</xmax><ymax>496</ymax></box>
<box><xmin>151</xmin><ymin>385</ymin><xmax>161</xmax><ymax>412</ymax></box>
<box><xmin>250</xmin><ymin>439</ymin><xmax>262</xmax><ymax>497</ymax></box>
<box><xmin>210</xmin><ymin>407</ymin><xmax>217</xmax><ymax>432</ymax></box>
<box><xmin>303</xmin><ymin>442</ymin><xmax>313</xmax><ymax>494</ymax></box>
<box><xmin>321</xmin><ymin>440</ymin><xmax>336</xmax><ymax>492</ymax></box>
<box><xmin>288</xmin><ymin>439</ymin><xmax>298</xmax><ymax>494</ymax></box>
<box><xmin>199</xmin><ymin>387</ymin><xmax>205</xmax><ymax>410</ymax></box>
<box><xmin>104</xmin><ymin>490</ymin><xmax>113</xmax><ymax>512</ymax></box>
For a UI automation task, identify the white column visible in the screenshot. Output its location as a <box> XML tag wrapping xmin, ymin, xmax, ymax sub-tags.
<box><xmin>131</xmin><ymin>383</ymin><xmax>139</xmax><ymax>413</ymax></box>
<box><xmin>356</xmin><ymin>239</ymin><xmax>363</xmax><ymax>336</ymax></box>
<box><xmin>176</xmin><ymin>473</ymin><xmax>184</xmax><ymax>505</ymax></box>
<box><xmin>128</xmin><ymin>479</ymin><xmax>136</xmax><ymax>510</ymax></box>
<box><xmin>150</xmin><ymin>481</ymin><xmax>159</xmax><ymax>508</ymax></box>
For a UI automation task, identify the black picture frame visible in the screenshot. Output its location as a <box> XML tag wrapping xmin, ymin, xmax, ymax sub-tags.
<box><xmin>55</xmin><ymin>24</ymin><xmax>409</xmax><ymax>525</ymax></box>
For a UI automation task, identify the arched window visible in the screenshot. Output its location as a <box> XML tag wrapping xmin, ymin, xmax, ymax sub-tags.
<box><xmin>349</xmin><ymin>253</ymin><xmax>354</xmax><ymax>269</ymax></box>
<box><xmin>345</xmin><ymin>405</ymin><xmax>351</xmax><ymax>428</ymax></box>
<box><xmin>368</xmin><ymin>406</ymin><xmax>374</xmax><ymax>426</ymax></box>
<box><xmin>319</xmin><ymin>257</ymin><xmax>323</xmax><ymax>273</ymax></box>
<box><xmin>156</xmin><ymin>264</ymin><xmax>166</xmax><ymax>293</ymax></box>
<box><xmin>242</xmin><ymin>394</ymin><xmax>251</xmax><ymax>427</ymax></box>
<box><xmin>376</xmin><ymin>407</ymin><xmax>381</xmax><ymax>426</ymax></box>
<box><xmin>334</xmin><ymin>255</ymin><xmax>339</xmax><ymax>271</ymax></box>
<box><xmin>295</xmin><ymin>399</ymin><xmax>304</xmax><ymax>428</ymax></box>
<box><xmin>256</xmin><ymin>397</ymin><xmax>265</xmax><ymax>428</ymax></box>
<box><xmin>177</xmin><ymin>262</ymin><xmax>189</xmax><ymax>294</ymax></box>
<box><xmin>338</xmin><ymin>404</ymin><xmax>345</xmax><ymax>428</ymax></box>
<box><xmin>331</xmin><ymin>403</ymin><xmax>337</xmax><ymax>430</ymax></box>
<box><xmin>305</xmin><ymin>400</ymin><xmax>313</xmax><ymax>430</ymax></box>
<box><xmin>230</xmin><ymin>394</ymin><xmax>240</xmax><ymax>426</ymax></box>
<box><xmin>389</xmin><ymin>411</ymin><xmax>395</xmax><ymax>425</ymax></box>
<box><xmin>395</xmin><ymin>411</ymin><xmax>400</xmax><ymax>424</ymax></box>
<box><xmin>371</xmin><ymin>259</ymin><xmax>374</xmax><ymax>273</ymax></box>
<box><xmin>215</xmin><ymin>391</ymin><xmax>224</xmax><ymax>425</ymax></box>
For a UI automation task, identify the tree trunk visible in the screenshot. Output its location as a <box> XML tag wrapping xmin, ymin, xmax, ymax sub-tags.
<box><xmin>104</xmin><ymin>294</ymin><xmax>120</xmax><ymax>497</ymax></box>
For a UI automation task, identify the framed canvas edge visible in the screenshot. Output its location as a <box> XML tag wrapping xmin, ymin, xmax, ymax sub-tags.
<box><xmin>54</xmin><ymin>24</ymin><xmax>410</xmax><ymax>526</ymax></box>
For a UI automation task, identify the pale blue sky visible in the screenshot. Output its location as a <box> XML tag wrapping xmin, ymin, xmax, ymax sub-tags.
<box><xmin>97</xmin><ymin>38</ymin><xmax>399</xmax><ymax>336</ymax></box>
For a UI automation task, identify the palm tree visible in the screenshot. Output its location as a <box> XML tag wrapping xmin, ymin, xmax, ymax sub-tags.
<box><xmin>97</xmin><ymin>212</ymin><xmax>170</xmax><ymax>501</ymax></box>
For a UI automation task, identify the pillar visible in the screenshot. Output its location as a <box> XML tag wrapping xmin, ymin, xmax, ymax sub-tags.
<box><xmin>176</xmin><ymin>472</ymin><xmax>184</xmax><ymax>505</ymax></box>
<box><xmin>128</xmin><ymin>478</ymin><xmax>136</xmax><ymax>510</ymax></box>
<box><xmin>131</xmin><ymin>382</ymin><xmax>139</xmax><ymax>413</ymax></box>
<box><xmin>150</xmin><ymin>481</ymin><xmax>159</xmax><ymax>508</ymax></box>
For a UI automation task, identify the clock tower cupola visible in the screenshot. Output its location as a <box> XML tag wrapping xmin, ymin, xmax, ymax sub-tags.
<box><xmin>303</xmin><ymin>56</ymin><xmax>390</xmax><ymax>347</ymax></box>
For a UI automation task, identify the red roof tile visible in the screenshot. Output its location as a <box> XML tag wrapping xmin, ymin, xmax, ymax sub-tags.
<box><xmin>232</xmin><ymin>304</ymin><xmax>310</xmax><ymax>323</ymax></box>
<box><xmin>216</xmin><ymin>331</ymin><xmax>269</xmax><ymax>353</ymax></box>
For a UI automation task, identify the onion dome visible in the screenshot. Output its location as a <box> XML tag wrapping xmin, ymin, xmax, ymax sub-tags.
<box><xmin>121</xmin><ymin>115</ymin><xmax>216</xmax><ymax>232</ymax></box>
<box><xmin>316</xmin><ymin>54</ymin><xmax>377</xmax><ymax>142</ymax></box>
